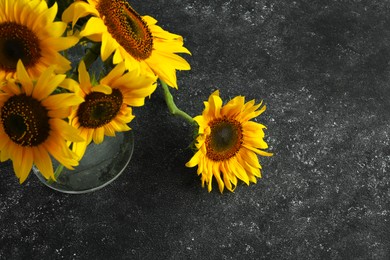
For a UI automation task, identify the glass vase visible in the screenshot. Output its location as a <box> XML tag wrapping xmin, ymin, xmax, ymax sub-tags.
<box><xmin>33</xmin><ymin>130</ymin><xmax>134</xmax><ymax>194</ymax></box>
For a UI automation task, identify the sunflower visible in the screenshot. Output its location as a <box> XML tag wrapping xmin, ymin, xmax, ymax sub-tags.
<box><xmin>62</xmin><ymin>0</ymin><xmax>191</xmax><ymax>88</ymax></box>
<box><xmin>0</xmin><ymin>0</ymin><xmax>78</xmax><ymax>80</ymax></box>
<box><xmin>186</xmin><ymin>90</ymin><xmax>273</xmax><ymax>193</ymax></box>
<box><xmin>0</xmin><ymin>61</ymin><xmax>84</xmax><ymax>183</ymax></box>
<box><xmin>66</xmin><ymin>61</ymin><xmax>157</xmax><ymax>159</ymax></box>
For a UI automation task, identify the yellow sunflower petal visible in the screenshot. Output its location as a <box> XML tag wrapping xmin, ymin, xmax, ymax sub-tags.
<box><xmin>79</xmin><ymin>17</ymin><xmax>106</xmax><ymax>38</ymax></box>
<box><xmin>34</xmin><ymin>71</ymin><xmax>66</xmax><ymax>100</ymax></box>
<box><xmin>224</xmin><ymin>160</ymin><xmax>238</xmax><ymax>187</ymax></box>
<box><xmin>41</xmin><ymin>1</ymin><xmax>56</xmax><ymax>23</ymax></box>
<box><xmin>205</xmin><ymin>160</ymin><xmax>213</xmax><ymax>192</ymax></box>
<box><xmin>92</xmin><ymin>127</ymin><xmax>105</xmax><ymax>144</ymax></box>
<box><xmin>153</xmin><ymin>39</ymin><xmax>191</xmax><ymax>55</ymax></box>
<box><xmin>209</xmin><ymin>93</ymin><xmax>223</xmax><ymax>119</ymax></box>
<box><xmin>59</xmin><ymin>78</ymin><xmax>81</xmax><ymax>93</ymax></box>
<box><xmin>44</xmin><ymin>36</ymin><xmax>78</xmax><ymax>52</ymax></box>
<box><xmin>43</xmin><ymin>95</ymin><xmax>83</xmax><ymax>114</ymax></box>
<box><xmin>186</xmin><ymin>150</ymin><xmax>202</xmax><ymax>168</ymax></box>
<box><xmin>104</xmin><ymin>124</ymin><xmax>116</xmax><ymax>137</ymax></box>
<box><xmin>236</xmin><ymin>153</ymin><xmax>260</xmax><ymax>182</ymax></box>
<box><xmin>71</xmin><ymin>129</ymin><xmax>93</xmax><ymax>159</ymax></box>
<box><xmin>101</xmin><ymin>32</ymin><xmax>119</xmax><ymax>61</ymax></box>
<box><xmin>92</xmin><ymin>84</ymin><xmax>112</xmax><ymax>94</ymax></box>
<box><xmin>142</xmin><ymin>15</ymin><xmax>158</xmax><ymax>26</ymax></box>
<box><xmin>44</xmin><ymin>138</ymin><xmax>78</xmax><ymax>169</ymax></box>
<box><xmin>77</xmin><ymin>61</ymin><xmax>91</xmax><ymax>88</ymax></box>
<box><xmin>242</xmin><ymin>144</ymin><xmax>273</xmax><ymax>157</ymax></box>
<box><xmin>50</xmin><ymin>119</ymin><xmax>84</xmax><ymax>142</ymax></box>
<box><xmin>240</xmin><ymin>104</ymin><xmax>266</xmax><ymax>122</ymax></box>
<box><xmin>15</xmin><ymin>60</ymin><xmax>33</xmax><ymax>94</ymax></box>
<box><xmin>243</xmin><ymin>121</ymin><xmax>267</xmax><ymax>133</ymax></box>
<box><xmin>243</xmin><ymin>134</ymin><xmax>268</xmax><ymax>149</ymax></box>
<box><xmin>240</xmin><ymin>147</ymin><xmax>261</xmax><ymax>169</ymax></box>
<box><xmin>230</xmin><ymin>157</ymin><xmax>249</xmax><ymax>185</ymax></box>
<box><xmin>47</xmin><ymin>21</ymin><xmax>67</xmax><ymax>37</ymax></box>
<box><xmin>221</xmin><ymin>162</ymin><xmax>235</xmax><ymax>192</ymax></box>
<box><xmin>31</xmin><ymin>1</ymin><xmax>56</xmax><ymax>31</ymax></box>
<box><xmin>17</xmin><ymin>148</ymin><xmax>34</xmax><ymax>184</ymax></box>
<box><xmin>3</xmin><ymin>81</ymin><xmax>22</xmax><ymax>96</ymax></box>
<box><xmin>212</xmin><ymin>162</ymin><xmax>225</xmax><ymax>193</ymax></box>
<box><xmin>100</xmin><ymin>62</ymin><xmax>126</xmax><ymax>86</ymax></box>
<box><xmin>109</xmin><ymin>119</ymin><xmax>131</xmax><ymax>132</ymax></box>
<box><xmin>148</xmin><ymin>50</ymin><xmax>191</xmax><ymax>71</ymax></box>
<box><xmin>144</xmin><ymin>61</ymin><xmax>177</xmax><ymax>88</ymax></box>
<box><xmin>113</xmin><ymin>49</ymin><xmax>125</xmax><ymax>64</ymax></box>
<box><xmin>32</xmin><ymin>146</ymin><xmax>54</xmax><ymax>180</ymax></box>
<box><xmin>62</xmin><ymin>1</ymin><xmax>99</xmax><ymax>26</ymax></box>
<box><xmin>47</xmin><ymin>107</ymin><xmax>72</xmax><ymax>119</ymax></box>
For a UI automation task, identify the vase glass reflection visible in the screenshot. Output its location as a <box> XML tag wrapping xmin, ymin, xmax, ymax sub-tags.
<box><xmin>33</xmin><ymin>131</ymin><xmax>134</xmax><ymax>194</ymax></box>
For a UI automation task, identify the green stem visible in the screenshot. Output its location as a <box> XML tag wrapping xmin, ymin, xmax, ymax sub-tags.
<box><xmin>160</xmin><ymin>80</ymin><xmax>196</xmax><ymax>125</ymax></box>
<box><xmin>47</xmin><ymin>164</ymin><xmax>64</xmax><ymax>184</ymax></box>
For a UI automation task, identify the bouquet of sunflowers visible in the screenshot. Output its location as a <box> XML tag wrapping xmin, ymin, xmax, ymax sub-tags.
<box><xmin>0</xmin><ymin>0</ymin><xmax>272</xmax><ymax>193</ymax></box>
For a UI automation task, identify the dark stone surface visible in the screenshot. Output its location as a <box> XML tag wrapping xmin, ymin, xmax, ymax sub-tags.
<box><xmin>1</xmin><ymin>0</ymin><xmax>390</xmax><ymax>259</ymax></box>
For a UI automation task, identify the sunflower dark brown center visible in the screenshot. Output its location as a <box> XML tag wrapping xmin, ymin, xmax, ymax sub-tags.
<box><xmin>96</xmin><ymin>0</ymin><xmax>153</xmax><ymax>60</ymax></box>
<box><xmin>205</xmin><ymin>117</ymin><xmax>243</xmax><ymax>161</ymax></box>
<box><xmin>77</xmin><ymin>89</ymin><xmax>123</xmax><ymax>128</ymax></box>
<box><xmin>1</xmin><ymin>94</ymin><xmax>50</xmax><ymax>147</ymax></box>
<box><xmin>0</xmin><ymin>22</ymin><xmax>41</xmax><ymax>71</ymax></box>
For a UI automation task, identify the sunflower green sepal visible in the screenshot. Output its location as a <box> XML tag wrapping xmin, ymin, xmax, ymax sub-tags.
<box><xmin>189</xmin><ymin>124</ymin><xmax>202</xmax><ymax>153</ymax></box>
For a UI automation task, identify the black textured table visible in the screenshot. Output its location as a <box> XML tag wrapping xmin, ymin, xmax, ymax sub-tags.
<box><xmin>1</xmin><ymin>0</ymin><xmax>390</xmax><ymax>259</ymax></box>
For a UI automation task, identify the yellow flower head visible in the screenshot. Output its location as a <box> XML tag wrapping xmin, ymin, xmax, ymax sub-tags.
<box><xmin>0</xmin><ymin>61</ymin><xmax>84</xmax><ymax>183</ymax></box>
<box><xmin>0</xmin><ymin>0</ymin><xmax>78</xmax><ymax>80</ymax></box>
<box><xmin>186</xmin><ymin>90</ymin><xmax>273</xmax><ymax>193</ymax></box>
<box><xmin>67</xmin><ymin>61</ymin><xmax>157</xmax><ymax>159</ymax></box>
<box><xmin>62</xmin><ymin>0</ymin><xmax>191</xmax><ymax>88</ymax></box>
